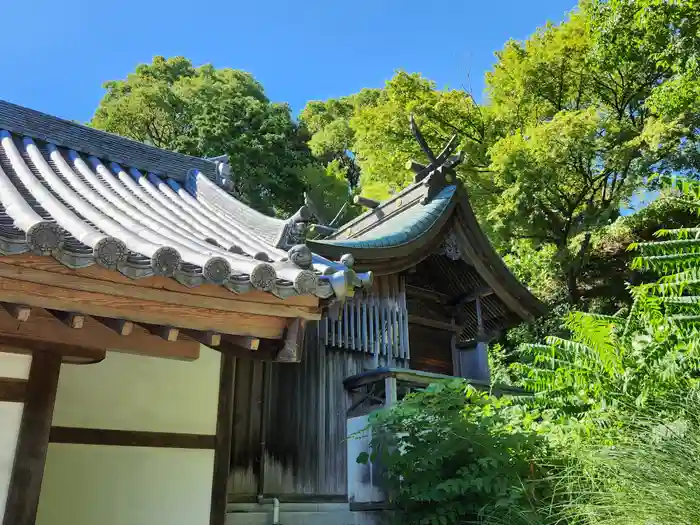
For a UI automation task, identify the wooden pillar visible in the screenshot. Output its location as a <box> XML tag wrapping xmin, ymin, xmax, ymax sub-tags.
<box><xmin>2</xmin><ymin>351</ymin><xmax>61</xmax><ymax>525</ymax></box>
<box><xmin>210</xmin><ymin>353</ymin><xmax>235</xmax><ymax>525</ymax></box>
<box><xmin>384</xmin><ymin>377</ymin><xmax>398</xmax><ymax>407</ymax></box>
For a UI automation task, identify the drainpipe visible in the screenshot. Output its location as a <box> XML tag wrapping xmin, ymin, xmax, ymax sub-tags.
<box><xmin>257</xmin><ymin>362</ymin><xmax>280</xmax><ymax>524</ymax></box>
<box><xmin>257</xmin><ymin>495</ymin><xmax>280</xmax><ymax>524</ymax></box>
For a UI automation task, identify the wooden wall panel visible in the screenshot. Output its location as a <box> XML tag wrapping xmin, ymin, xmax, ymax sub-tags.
<box><xmin>228</xmin><ymin>324</ymin><xmax>369</xmax><ymax>499</ymax></box>
<box><xmin>408</xmin><ymin>324</ymin><xmax>454</xmax><ymax>376</ymax></box>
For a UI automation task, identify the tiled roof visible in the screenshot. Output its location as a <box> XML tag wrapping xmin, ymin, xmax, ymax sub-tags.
<box><xmin>0</xmin><ymin>101</ymin><xmax>371</xmax><ymax>300</ymax></box>
<box><xmin>0</xmin><ymin>100</ymin><xmax>217</xmax><ymax>181</ymax></box>
<box><xmin>313</xmin><ymin>185</ymin><xmax>456</xmax><ymax>249</ymax></box>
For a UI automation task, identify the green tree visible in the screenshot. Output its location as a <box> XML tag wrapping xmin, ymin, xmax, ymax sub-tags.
<box><xmin>299</xmin><ymin>89</ymin><xmax>380</xmax><ymax>190</ymax></box>
<box><xmin>303</xmin><ymin>2</ymin><xmax>700</xmax><ymax>311</ymax></box>
<box><xmin>91</xmin><ymin>56</ymin><xmax>319</xmax><ymax>215</ymax></box>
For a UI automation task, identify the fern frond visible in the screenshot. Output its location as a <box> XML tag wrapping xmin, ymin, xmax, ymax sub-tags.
<box><xmin>632</xmin><ymin>252</ymin><xmax>700</xmax><ymax>273</ymax></box>
<box><xmin>632</xmin><ymin>239</ymin><xmax>700</xmax><ymax>254</ymax></box>
<box><xmin>654</xmin><ymin>228</ymin><xmax>700</xmax><ymax>240</ymax></box>
<box><xmin>662</xmin><ymin>296</ymin><xmax>700</xmax><ymax>306</ymax></box>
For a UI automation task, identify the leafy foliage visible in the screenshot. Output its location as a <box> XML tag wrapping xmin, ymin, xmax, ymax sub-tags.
<box><xmin>91</xmin><ymin>56</ymin><xmax>332</xmax><ymax>216</ymax></box>
<box><xmin>361</xmin><ymin>381</ymin><xmax>564</xmax><ymax>525</ymax></box>
<box><xmin>300</xmin><ymin>0</ymin><xmax>700</xmax><ymax>311</ymax></box>
<box><xmin>366</xmin><ymin>175</ymin><xmax>700</xmax><ymax>525</ymax></box>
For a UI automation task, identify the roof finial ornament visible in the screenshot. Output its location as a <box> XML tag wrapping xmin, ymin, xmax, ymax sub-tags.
<box><xmin>406</xmin><ymin>115</ymin><xmax>463</xmax><ymax>204</ymax></box>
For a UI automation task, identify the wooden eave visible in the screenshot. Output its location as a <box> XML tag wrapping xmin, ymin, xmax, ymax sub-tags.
<box><xmin>311</xmin><ymin>181</ymin><xmax>547</xmax><ymax>325</ymax></box>
<box><xmin>0</xmin><ymin>254</ymin><xmax>321</xmax><ymax>362</ymax></box>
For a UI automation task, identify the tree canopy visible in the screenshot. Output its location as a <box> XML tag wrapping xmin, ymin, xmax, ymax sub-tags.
<box><xmin>301</xmin><ymin>0</ymin><xmax>700</xmax><ymax>313</ymax></box>
<box><xmin>91</xmin><ymin>56</ymin><xmax>316</xmax><ymax>216</ymax></box>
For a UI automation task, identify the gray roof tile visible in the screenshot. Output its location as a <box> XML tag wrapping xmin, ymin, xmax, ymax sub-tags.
<box><xmin>0</xmin><ymin>101</ymin><xmax>370</xmax><ymax>300</ymax></box>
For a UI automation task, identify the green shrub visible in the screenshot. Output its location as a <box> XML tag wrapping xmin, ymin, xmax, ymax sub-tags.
<box><xmin>360</xmin><ymin>381</ymin><xmax>568</xmax><ymax>525</ymax></box>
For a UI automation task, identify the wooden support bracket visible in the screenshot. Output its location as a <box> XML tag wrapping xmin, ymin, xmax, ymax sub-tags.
<box><xmin>50</xmin><ymin>310</ymin><xmax>85</xmax><ymax>329</ymax></box>
<box><xmin>95</xmin><ymin>317</ymin><xmax>133</xmax><ymax>336</ymax></box>
<box><xmin>146</xmin><ymin>325</ymin><xmax>180</xmax><ymax>342</ymax></box>
<box><xmin>2</xmin><ymin>303</ymin><xmax>30</xmax><ymax>322</ymax></box>
<box><xmin>273</xmin><ymin>318</ymin><xmax>306</xmax><ymax>363</ymax></box>
<box><xmin>184</xmin><ymin>330</ymin><xmax>222</xmax><ymax>347</ymax></box>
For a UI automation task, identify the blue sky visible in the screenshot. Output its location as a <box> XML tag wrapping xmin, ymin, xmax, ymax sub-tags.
<box><xmin>0</xmin><ymin>0</ymin><xmax>575</xmax><ymax>122</ymax></box>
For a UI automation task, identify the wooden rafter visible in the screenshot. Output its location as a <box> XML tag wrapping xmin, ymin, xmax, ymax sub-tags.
<box><xmin>0</xmin><ymin>307</ymin><xmax>198</xmax><ymax>361</ymax></box>
<box><xmin>2</xmin><ymin>303</ymin><xmax>30</xmax><ymax>322</ymax></box>
<box><xmin>0</xmin><ymin>275</ymin><xmax>289</xmax><ymax>339</ymax></box>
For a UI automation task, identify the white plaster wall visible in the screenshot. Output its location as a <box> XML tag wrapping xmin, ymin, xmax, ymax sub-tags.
<box><xmin>0</xmin><ymin>352</ymin><xmax>31</xmax><ymax>517</ymax></box>
<box><xmin>36</xmin><ymin>346</ymin><xmax>220</xmax><ymax>525</ymax></box>
<box><xmin>38</xmin><ymin>445</ymin><xmax>214</xmax><ymax>525</ymax></box>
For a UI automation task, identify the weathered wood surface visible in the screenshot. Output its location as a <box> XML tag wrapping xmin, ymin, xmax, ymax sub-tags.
<box><xmin>0</xmin><ymin>256</ymin><xmax>320</xmax><ymax>316</ymax></box>
<box><xmin>211</xmin><ymin>353</ymin><xmax>235</xmax><ymax>525</ymax></box>
<box><xmin>0</xmin><ymin>275</ymin><xmax>288</xmax><ymax>339</ymax></box>
<box><xmin>0</xmin><ymin>307</ymin><xmax>198</xmax><ymax>361</ymax></box>
<box><xmin>2</xmin><ymin>351</ymin><xmax>61</xmax><ymax>525</ymax></box>
<box><xmin>1</xmin><ymin>303</ymin><xmax>31</xmax><ymax>322</ymax></box>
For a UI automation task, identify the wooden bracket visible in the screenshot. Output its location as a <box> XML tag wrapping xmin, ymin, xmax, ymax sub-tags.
<box><xmin>2</xmin><ymin>303</ymin><xmax>31</xmax><ymax>322</ymax></box>
<box><xmin>95</xmin><ymin>317</ymin><xmax>133</xmax><ymax>336</ymax></box>
<box><xmin>273</xmin><ymin>318</ymin><xmax>306</xmax><ymax>363</ymax></box>
<box><xmin>50</xmin><ymin>310</ymin><xmax>85</xmax><ymax>329</ymax></box>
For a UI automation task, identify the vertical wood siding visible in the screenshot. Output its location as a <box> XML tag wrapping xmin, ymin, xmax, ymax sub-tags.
<box><xmin>320</xmin><ymin>276</ymin><xmax>410</xmax><ymax>362</ymax></box>
<box><xmin>229</xmin><ymin>324</ymin><xmax>370</xmax><ymax>498</ymax></box>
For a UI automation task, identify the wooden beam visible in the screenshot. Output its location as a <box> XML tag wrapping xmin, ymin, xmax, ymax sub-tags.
<box><xmin>49</xmin><ymin>427</ymin><xmax>215</xmax><ymax>449</ymax></box>
<box><xmin>95</xmin><ymin>317</ymin><xmax>133</xmax><ymax>336</ymax></box>
<box><xmin>450</xmin><ymin>286</ymin><xmax>493</xmax><ymax>307</ymax></box>
<box><xmin>0</xmin><ymin>344</ymin><xmax>104</xmax><ymax>366</ymax></box>
<box><xmin>407</xmin><ymin>314</ymin><xmax>459</xmax><ymax>332</ymax></box>
<box><xmin>50</xmin><ymin>310</ymin><xmax>85</xmax><ymax>329</ymax></box>
<box><xmin>216</xmin><ymin>341</ymin><xmax>278</xmax><ymax>361</ymax></box>
<box><xmin>210</xmin><ymin>353</ymin><xmax>235</xmax><ymax>525</ymax></box>
<box><xmin>184</xmin><ymin>330</ymin><xmax>222</xmax><ymax>347</ymax></box>
<box><xmin>0</xmin><ymin>275</ymin><xmax>288</xmax><ymax>339</ymax></box>
<box><xmin>2</xmin><ymin>351</ymin><xmax>61</xmax><ymax>525</ymax></box>
<box><xmin>146</xmin><ymin>325</ymin><xmax>180</xmax><ymax>342</ymax></box>
<box><xmin>223</xmin><ymin>335</ymin><xmax>259</xmax><ymax>351</ymax></box>
<box><xmin>2</xmin><ymin>303</ymin><xmax>30</xmax><ymax>322</ymax></box>
<box><xmin>0</xmin><ymin>257</ymin><xmax>320</xmax><ymax>318</ymax></box>
<box><xmin>405</xmin><ymin>285</ymin><xmax>450</xmax><ymax>304</ymax></box>
<box><xmin>0</xmin><ymin>377</ymin><xmax>26</xmax><ymax>403</ymax></box>
<box><xmin>0</xmin><ymin>308</ymin><xmax>197</xmax><ymax>361</ymax></box>
<box><xmin>353</xmin><ymin>195</ymin><xmax>380</xmax><ymax>209</ymax></box>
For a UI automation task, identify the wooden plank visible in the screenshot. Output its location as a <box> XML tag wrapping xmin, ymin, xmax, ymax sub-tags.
<box><xmin>211</xmin><ymin>353</ymin><xmax>235</xmax><ymax>525</ymax></box>
<box><xmin>0</xmin><ymin>276</ymin><xmax>288</xmax><ymax>339</ymax></box>
<box><xmin>0</xmin><ymin>255</ymin><xmax>319</xmax><ymax>308</ymax></box>
<box><xmin>405</xmin><ymin>285</ymin><xmax>450</xmax><ymax>304</ymax></box>
<box><xmin>0</xmin><ymin>377</ymin><xmax>27</xmax><ymax>403</ymax></box>
<box><xmin>2</xmin><ymin>303</ymin><xmax>30</xmax><ymax>322</ymax></box>
<box><xmin>0</xmin><ymin>344</ymin><xmax>104</xmax><ymax>365</ymax></box>
<box><xmin>0</xmin><ymin>258</ymin><xmax>320</xmax><ymax>318</ymax></box>
<box><xmin>49</xmin><ymin>427</ymin><xmax>216</xmax><ymax>449</ymax></box>
<box><xmin>0</xmin><ymin>308</ymin><xmax>196</xmax><ymax>361</ymax></box>
<box><xmin>408</xmin><ymin>314</ymin><xmax>460</xmax><ymax>332</ymax></box>
<box><xmin>2</xmin><ymin>351</ymin><xmax>61</xmax><ymax>525</ymax></box>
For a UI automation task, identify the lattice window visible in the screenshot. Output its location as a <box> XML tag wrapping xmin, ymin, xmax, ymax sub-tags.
<box><xmin>320</xmin><ymin>275</ymin><xmax>410</xmax><ymax>361</ymax></box>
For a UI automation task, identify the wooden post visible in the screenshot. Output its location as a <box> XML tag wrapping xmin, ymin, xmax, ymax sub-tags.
<box><xmin>385</xmin><ymin>377</ymin><xmax>398</xmax><ymax>407</ymax></box>
<box><xmin>210</xmin><ymin>353</ymin><xmax>235</xmax><ymax>525</ymax></box>
<box><xmin>2</xmin><ymin>351</ymin><xmax>61</xmax><ymax>525</ymax></box>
